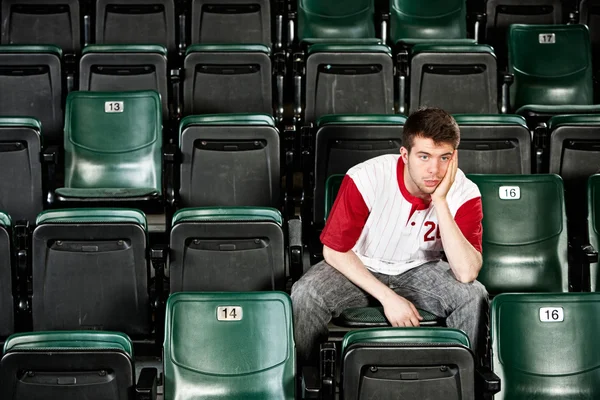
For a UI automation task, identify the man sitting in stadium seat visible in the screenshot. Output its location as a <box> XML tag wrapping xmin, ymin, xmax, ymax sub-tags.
<box><xmin>292</xmin><ymin>107</ymin><xmax>488</xmax><ymax>363</ymax></box>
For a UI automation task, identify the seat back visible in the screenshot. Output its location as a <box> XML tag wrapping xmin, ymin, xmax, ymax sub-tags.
<box><xmin>297</xmin><ymin>0</ymin><xmax>375</xmax><ymax>41</ymax></box>
<box><xmin>313</xmin><ymin>114</ymin><xmax>405</xmax><ymax>224</ymax></box>
<box><xmin>169</xmin><ymin>207</ymin><xmax>286</xmax><ymax>292</ymax></box>
<box><xmin>580</xmin><ymin>0</ymin><xmax>600</xmax><ymax>69</ymax></box>
<box><xmin>588</xmin><ymin>175</ymin><xmax>600</xmax><ymax>291</ymax></box>
<box><xmin>486</xmin><ymin>0</ymin><xmax>563</xmax><ymax>66</ymax></box>
<box><xmin>163</xmin><ymin>292</ymin><xmax>295</xmax><ymax>400</ymax></box>
<box><xmin>508</xmin><ymin>24</ymin><xmax>593</xmax><ymax>110</ymax></box>
<box><xmin>468</xmin><ymin>174</ymin><xmax>569</xmax><ymax>294</ymax></box>
<box><xmin>0</xmin><ymin>46</ymin><xmax>63</xmax><ymax>143</ymax></box>
<box><xmin>32</xmin><ymin>209</ymin><xmax>150</xmax><ymax>336</ymax></box>
<box><xmin>342</xmin><ymin>328</ymin><xmax>474</xmax><ymax>400</ymax></box>
<box><xmin>549</xmin><ymin>115</ymin><xmax>600</xmax><ymax>236</ymax></box>
<box><xmin>179</xmin><ymin>114</ymin><xmax>280</xmax><ymax>208</ymax></box>
<box><xmin>391</xmin><ymin>0</ymin><xmax>467</xmax><ymax>43</ymax></box>
<box><xmin>491</xmin><ymin>292</ymin><xmax>600</xmax><ymax>400</ymax></box>
<box><xmin>94</xmin><ymin>0</ymin><xmax>176</xmax><ymax>55</ymax></box>
<box><xmin>63</xmin><ymin>90</ymin><xmax>162</xmax><ymax>194</ymax></box>
<box><xmin>455</xmin><ymin>114</ymin><xmax>532</xmax><ymax>174</ymax></box>
<box><xmin>183</xmin><ymin>45</ymin><xmax>272</xmax><ymax>115</ymax></box>
<box><xmin>0</xmin><ymin>118</ymin><xmax>43</xmax><ymax>222</ymax></box>
<box><xmin>0</xmin><ymin>331</ymin><xmax>134</xmax><ymax>400</ymax></box>
<box><xmin>191</xmin><ymin>0</ymin><xmax>271</xmax><ymax>45</ymax></box>
<box><xmin>409</xmin><ymin>44</ymin><xmax>498</xmax><ymax>114</ymax></box>
<box><xmin>304</xmin><ymin>44</ymin><xmax>394</xmax><ymax>124</ymax></box>
<box><xmin>79</xmin><ymin>45</ymin><xmax>169</xmax><ymax>116</ymax></box>
<box><xmin>0</xmin><ymin>211</ymin><xmax>12</xmax><ymax>337</ymax></box>
<box><xmin>1</xmin><ymin>0</ymin><xmax>81</xmax><ymax>54</ymax></box>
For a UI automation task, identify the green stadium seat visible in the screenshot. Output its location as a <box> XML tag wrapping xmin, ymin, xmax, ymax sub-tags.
<box><xmin>341</xmin><ymin>328</ymin><xmax>476</xmax><ymax>399</ymax></box>
<box><xmin>303</xmin><ymin>44</ymin><xmax>394</xmax><ymax>124</ymax></box>
<box><xmin>491</xmin><ymin>292</ymin><xmax>600</xmax><ymax>399</ymax></box>
<box><xmin>94</xmin><ymin>0</ymin><xmax>176</xmax><ymax>55</ymax></box>
<box><xmin>508</xmin><ymin>24</ymin><xmax>600</xmax><ymax>120</ymax></box>
<box><xmin>0</xmin><ymin>211</ymin><xmax>12</xmax><ymax>337</ymax></box>
<box><xmin>0</xmin><ymin>117</ymin><xmax>43</xmax><ymax>222</ymax></box>
<box><xmin>408</xmin><ymin>44</ymin><xmax>498</xmax><ymax>114</ymax></box>
<box><xmin>183</xmin><ymin>44</ymin><xmax>273</xmax><ymax>115</ymax></box>
<box><xmin>55</xmin><ymin>90</ymin><xmax>162</xmax><ymax>205</ymax></box>
<box><xmin>163</xmin><ymin>292</ymin><xmax>295</xmax><ymax>400</ymax></box>
<box><xmin>390</xmin><ymin>0</ymin><xmax>469</xmax><ymax>44</ymax></box>
<box><xmin>588</xmin><ymin>174</ymin><xmax>600</xmax><ymax>291</ymax></box>
<box><xmin>455</xmin><ymin>114</ymin><xmax>532</xmax><ymax>174</ymax></box>
<box><xmin>79</xmin><ymin>45</ymin><xmax>169</xmax><ymax>116</ymax></box>
<box><xmin>0</xmin><ymin>331</ymin><xmax>156</xmax><ymax>400</ymax></box>
<box><xmin>468</xmin><ymin>174</ymin><xmax>569</xmax><ymax>294</ymax></box>
<box><xmin>191</xmin><ymin>0</ymin><xmax>272</xmax><ymax>45</ymax></box>
<box><xmin>580</xmin><ymin>0</ymin><xmax>600</xmax><ymax>73</ymax></box>
<box><xmin>169</xmin><ymin>207</ymin><xmax>286</xmax><ymax>292</ymax></box>
<box><xmin>178</xmin><ymin>114</ymin><xmax>280</xmax><ymax>208</ymax></box>
<box><xmin>32</xmin><ymin>209</ymin><xmax>151</xmax><ymax>336</ymax></box>
<box><xmin>1</xmin><ymin>0</ymin><xmax>81</xmax><ymax>54</ymax></box>
<box><xmin>297</xmin><ymin>0</ymin><xmax>375</xmax><ymax>42</ymax></box>
<box><xmin>0</xmin><ymin>46</ymin><xmax>63</xmax><ymax>143</ymax></box>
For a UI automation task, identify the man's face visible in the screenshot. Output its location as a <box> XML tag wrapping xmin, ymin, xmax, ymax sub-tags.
<box><xmin>400</xmin><ymin>136</ymin><xmax>455</xmax><ymax>198</ymax></box>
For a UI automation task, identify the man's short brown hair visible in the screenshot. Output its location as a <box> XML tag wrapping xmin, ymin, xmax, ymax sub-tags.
<box><xmin>402</xmin><ymin>108</ymin><xmax>460</xmax><ymax>152</ymax></box>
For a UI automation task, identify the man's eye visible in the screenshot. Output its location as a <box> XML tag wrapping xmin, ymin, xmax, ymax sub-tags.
<box><xmin>441</xmin><ymin>157</ymin><xmax>450</xmax><ymax>162</ymax></box>
<box><xmin>420</xmin><ymin>156</ymin><xmax>428</xmax><ymax>160</ymax></box>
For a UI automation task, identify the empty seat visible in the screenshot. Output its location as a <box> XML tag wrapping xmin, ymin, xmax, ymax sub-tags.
<box><xmin>1</xmin><ymin>0</ymin><xmax>81</xmax><ymax>54</ymax></box>
<box><xmin>169</xmin><ymin>207</ymin><xmax>286</xmax><ymax>292</ymax></box>
<box><xmin>0</xmin><ymin>118</ymin><xmax>43</xmax><ymax>222</ymax></box>
<box><xmin>588</xmin><ymin>174</ymin><xmax>600</xmax><ymax>291</ymax></box>
<box><xmin>455</xmin><ymin>114</ymin><xmax>532</xmax><ymax>174</ymax></box>
<box><xmin>32</xmin><ymin>209</ymin><xmax>151</xmax><ymax>335</ymax></box>
<box><xmin>491</xmin><ymin>292</ymin><xmax>600</xmax><ymax>399</ymax></box>
<box><xmin>0</xmin><ymin>46</ymin><xmax>63</xmax><ymax>143</ymax></box>
<box><xmin>580</xmin><ymin>0</ymin><xmax>600</xmax><ymax>72</ymax></box>
<box><xmin>391</xmin><ymin>0</ymin><xmax>468</xmax><ymax>44</ymax></box>
<box><xmin>164</xmin><ymin>292</ymin><xmax>295</xmax><ymax>399</ymax></box>
<box><xmin>486</xmin><ymin>0</ymin><xmax>563</xmax><ymax>67</ymax></box>
<box><xmin>0</xmin><ymin>211</ymin><xmax>12</xmax><ymax>337</ymax></box>
<box><xmin>183</xmin><ymin>44</ymin><xmax>273</xmax><ymax>115</ymax></box>
<box><xmin>508</xmin><ymin>24</ymin><xmax>600</xmax><ymax>118</ymax></box>
<box><xmin>55</xmin><ymin>90</ymin><xmax>162</xmax><ymax>205</ymax></box>
<box><xmin>341</xmin><ymin>328</ymin><xmax>475</xmax><ymax>399</ymax></box>
<box><xmin>191</xmin><ymin>0</ymin><xmax>272</xmax><ymax>45</ymax></box>
<box><xmin>549</xmin><ymin>115</ymin><xmax>600</xmax><ymax>235</ymax></box>
<box><xmin>94</xmin><ymin>0</ymin><xmax>176</xmax><ymax>55</ymax></box>
<box><xmin>0</xmin><ymin>331</ymin><xmax>137</xmax><ymax>400</ymax></box>
<box><xmin>408</xmin><ymin>44</ymin><xmax>498</xmax><ymax>114</ymax></box>
<box><xmin>297</xmin><ymin>0</ymin><xmax>375</xmax><ymax>41</ymax></box>
<box><xmin>312</xmin><ymin>114</ymin><xmax>405</xmax><ymax>225</ymax></box>
<box><xmin>79</xmin><ymin>45</ymin><xmax>169</xmax><ymax>116</ymax></box>
<box><xmin>179</xmin><ymin>114</ymin><xmax>280</xmax><ymax>208</ymax></box>
<box><xmin>303</xmin><ymin>44</ymin><xmax>394</xmax><ymax>124</ymax></box>
<box><xmin>468</xmin><ymin>174</ymin><xmax>568</xmax><ymax>294</ymax></box>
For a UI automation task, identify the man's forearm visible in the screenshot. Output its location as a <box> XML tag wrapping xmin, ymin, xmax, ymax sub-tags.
<box><xmin>433</xmin><ymin>199</ymin><xmax>482</xmax><ymax>283</ymax></box>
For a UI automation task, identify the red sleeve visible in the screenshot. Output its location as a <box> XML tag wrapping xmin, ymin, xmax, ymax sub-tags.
<box><xmin>454</xmin><ymin>197</ymin><xmax>483</xmax><ymax>253</ymax></box>
<box><xmin>320</xmin><ymin>175</ymin><xmax>369</xmax><ymax>252</ymax></box>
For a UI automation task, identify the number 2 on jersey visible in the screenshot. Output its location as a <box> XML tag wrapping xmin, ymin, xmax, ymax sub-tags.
<box><xmin>423</xmin><ymin>221</ymin><xmax>441</xmax><ymax>242</ymax></box>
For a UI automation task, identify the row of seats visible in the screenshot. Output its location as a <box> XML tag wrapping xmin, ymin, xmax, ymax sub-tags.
<box><xmin>2</xmin><ymin>291</ymin><xmax>600</xmax><ymax>399</ymax></box>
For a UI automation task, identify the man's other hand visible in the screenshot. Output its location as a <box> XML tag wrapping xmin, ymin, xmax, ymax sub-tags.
<box><xmin>381</xmin><ymin>293</ymin><xmax>423</xmax><ymax>327</ymax></box>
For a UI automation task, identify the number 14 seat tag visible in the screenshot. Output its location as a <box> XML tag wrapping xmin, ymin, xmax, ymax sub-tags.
<box><xmin>217</xmin><ymin>306</ymin><xmax>243</xmax><ymax>321</ymax></box>
<box><xmin>539</xmin><ymin>307</ymin><xmax>564</xmax><ymax>322</ymax></box>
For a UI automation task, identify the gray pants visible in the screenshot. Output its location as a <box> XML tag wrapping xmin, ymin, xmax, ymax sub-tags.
<box><xmin>291</xmin><ymin>259</ymin><xmax>489</xmax><ymax>362</ymax></box>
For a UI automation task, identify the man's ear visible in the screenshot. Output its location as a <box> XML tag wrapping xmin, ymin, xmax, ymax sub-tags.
<box><xmin>400</xmin><ymin>146</ymin><xmax>409</xmax><ymax>163</ymax></box>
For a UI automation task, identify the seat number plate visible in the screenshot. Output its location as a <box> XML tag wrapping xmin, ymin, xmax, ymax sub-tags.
<box><xmin>217</xmin><ymin>306</ymin><xmax>243</xmax><ymax>321</ymax></box>
<box><xmin>499</xmin><ymin>186</ymin><xmax>520</xmax><ymax>200</ymax></box>
<box><xmin>105</xmin><ymin>101</ymin><xmax>124</xmax><ymax>113</ymax></box>
<box><xmin>539</xmin><ymin>34</ymin><xmax>556</xmax><ymax>44</ymax></box>
<box><xmin>539</xmin><ymin>307</ymin><xmax>564</xmax><ymax>322</ymax></box>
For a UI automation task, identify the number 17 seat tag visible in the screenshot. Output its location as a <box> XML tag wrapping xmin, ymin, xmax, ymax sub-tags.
<box><xmin>217</xmin><ymin>306</ymin><xmax>243</xmax><ymax>321</ymax></box>
<box><xmin>539</xmin><ymin>307</ymin><xmax>564</xmax><ymax>322</ymax></box>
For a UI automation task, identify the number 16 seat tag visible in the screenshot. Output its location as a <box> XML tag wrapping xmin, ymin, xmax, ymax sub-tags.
<box><xmin>539</xmin><ymin>307</ymin><xmax>564</xmax><ymax>322</ymax></box>
<box><xmin>217</xmin><ymin>306</ymin><xmax>243</xmax><ymax>321</ymax></box>
<box><xmin>499</xmin><ymin>186</ymin><xmax>520</xmax><ymax>200</ymax></box>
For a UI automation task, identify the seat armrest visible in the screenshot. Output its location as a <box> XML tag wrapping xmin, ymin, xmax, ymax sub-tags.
<box><xmin>288</xmin><ymin>217</ymin><xmax>304</xmax><ymax>281</ymax></box>
<box><xmin>136</xmin><ymin>367</ymin><xmax>158</xmax><ymax>400</ymax></box>
<box><xmin>301</xmin><ymin>366</ymin><xmax>321</xmax><ymax>399</ymax></box>
<box><xmin>476</xmin><ymin>366</ymin><xmax>501</xmax><ymax>395</ymax></box>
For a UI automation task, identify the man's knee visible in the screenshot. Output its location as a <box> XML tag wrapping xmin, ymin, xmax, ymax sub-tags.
<box><xmin>291</xmin><ymin>276</ymin><xmax>321</xmax><ymax>312</ymax></box>
<box><xmin>463</xmin><ymin>280</ymin><xmax>489</xmax><ymax>310</ymax></box>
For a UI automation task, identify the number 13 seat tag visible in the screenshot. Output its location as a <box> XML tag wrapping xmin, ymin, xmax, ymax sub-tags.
<box><xmin>539</xmin><ymin>307</ymin><xmax>564</xmax><ymax>322</ymax></box>
<box><xmin>499</xmin><ymin>186</ymin><xmax>520</xmax><ymax>200</ymax></box>
<box><xmin>217</xmin><ymin>306</ymin><xmax>243</xmax><ymax>321</ymax></box>
<box><xmin>105</xmin><ymin>101</ymin><xmax>124</xmax><ymax>113</ymax></box>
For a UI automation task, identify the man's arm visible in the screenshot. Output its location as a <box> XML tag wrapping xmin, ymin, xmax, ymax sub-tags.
<box><xmin>323</xmin><ymin>245</ymin><xmax>423</xmax><ymax>327</ymax></box>
<box><xmin>431</xmin><ymin>152</ymin><xmax>483</xmax><ymax>283</ymax></box>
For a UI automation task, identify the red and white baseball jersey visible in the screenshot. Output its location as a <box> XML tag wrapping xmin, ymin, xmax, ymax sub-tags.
<box><xmin>321</xmin><ymin>154</ymin><xmax>482</xmax><ymax>275</ymax></box>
